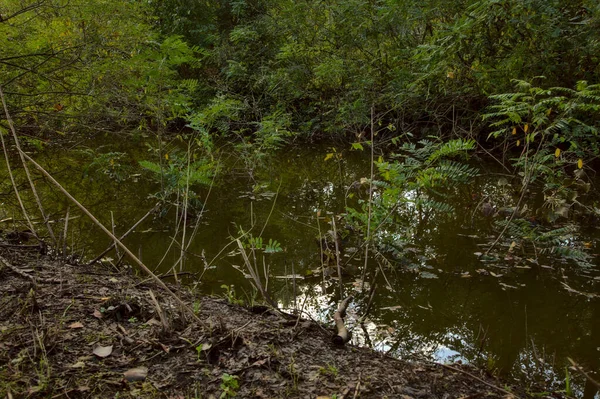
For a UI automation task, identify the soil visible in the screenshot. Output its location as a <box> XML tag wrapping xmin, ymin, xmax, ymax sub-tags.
<box><xmin>0</xmin><ymin>240</ymin><xmax>547</xmax><ymax>398</ymax></box>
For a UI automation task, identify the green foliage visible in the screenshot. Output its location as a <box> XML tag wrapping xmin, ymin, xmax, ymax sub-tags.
<box><xmin>494</xmin><ymin>220</ymin><xmax>594</xmax><ymax>269</ymax></box>
<box><xmin>220</xmin><ymin>285</ymin><xmax>244</xmax><ymax>306</ymax></box>
<box><xmin>483</xmin><ymin>79</ymin><xmax>600</xmax><ymax>221</ymax></box>
<box><xmin>346</xmin><ymin>138</ymin><xmax>478</xmax><ymax>258</ymax></box>
<box><xmin>139</xmin><ymin>138</ymin><xmax>216</xmax><ymax>213</ymax></box>
<box><xmin>80</xmin><ymin>149</ymin><xmax>131</xmax><ymax>182</ymax></box>
<box><xmin>219</xmin><ymin>373</ymin><xmax>239</xmax><ymax>398</ymax></box>
<box><xmin>145</xmin><ymin>0</ymin><xmax>600</xmax><ymax>140</ymax></box>
<box><xmin>242</xmin><ymin>234</ymin><xmax>282</xmax><ymax>254</ymax></box>
<box><xmin>0</xmin><ymin>0</ymin><xmax>197</xmax><ymax>133</ymax></box>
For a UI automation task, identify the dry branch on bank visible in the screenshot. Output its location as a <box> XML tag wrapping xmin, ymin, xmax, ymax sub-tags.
<box><xmin>332</xmin><ymin>296</ymin><xmax>353</xmax><ymax>346</ymax></box>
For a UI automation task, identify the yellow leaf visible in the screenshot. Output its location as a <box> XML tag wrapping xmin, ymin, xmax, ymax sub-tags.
<box><xmin>378</xmin><ymin>156</ymin><xmax>383</xmax><ymax>163</ymax></box>
<box><xmin>524</xmin><ymin>124</ymin><xmax>529</xmax><ymax>133</ymax></box>
<box><xmin>511</xmin><ymin>127</ymin><xmax>516</xmax><ymax>135</ymax></box>
<box><xmin>516</xmin><ymin>140</ymin><xmax>520</xmax><ymax>147</ymax></box>
<box><xmin>446</xmin><ymin>71</ymin><xmax>454</xmax><ymax>79</ymax></box>
<box><xmin>546</xmin><ymin>108</ymin><xmax>552</xmax><ymax>116</ymax></box>
<box><xmin>577</xmin><ymin>159</ymin><xmax>583</xmax><ymax>169</ymax></box>
<box><xmin>164</xmin><ymin>153</ymin><xmax>169</xmax><ymax>160</ymax></box>
<box><xmin>555</xmin><ymin>148</ymin><xmax>561</xmax><ymax>158</ymax></box>
<box><xmin>324</xmin><ymin>153</ymin><xmax>334</xmax><ymax>161</ymax></box>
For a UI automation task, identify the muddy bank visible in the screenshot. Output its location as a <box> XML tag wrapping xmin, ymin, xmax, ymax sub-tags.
<box><xmin>0</xmin><ymin>243</ymin><xmax>543</xmax><ymax>398</ymax></box>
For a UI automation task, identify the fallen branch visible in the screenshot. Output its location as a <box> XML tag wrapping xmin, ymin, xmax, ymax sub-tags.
<box><xmin>332</xmin><ymin>296</ymin><xmax>353</xmax><ymax>346</ymax></box>
<box><xmin>0</xmin><ymin>255</ymin><xmax>61</xmax><ymax>284</ymax></box>
<box><xmin>17</xmin><ymin>151</ymin><xmax>201</xmax><ymax>322</ymax></box>
<box><xmin>87</xmin><ymin>203</ymin><xmax>159</xmax><ymax>266</ymax></box>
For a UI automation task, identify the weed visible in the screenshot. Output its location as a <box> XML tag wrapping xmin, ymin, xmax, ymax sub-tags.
<box><xmin>219</xmin><ymin>373</ymin><xmax>239</xmax><ymax>398</ymax></box>
<box><xmin>319</xmin><ymin>364</ymin><xmax>339</xmax><ymax>379</ymax></box>
<box><xmin>193</xmin><ymin>300</ymin><xmax>201</xmax><ymax>314</ymax></box>
<box><xmin>221</xmin><ymin>285</ymin><xmax>244</xmax><ymax>306</ymax></box>
<box><xmin>564</xmin><ymin>367</ymin><xmax>573</xmax><ymax>397</ymax></box>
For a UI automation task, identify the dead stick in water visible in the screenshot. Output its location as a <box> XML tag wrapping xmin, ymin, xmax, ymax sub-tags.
<box><xmin>87</xmin><ymin>203</ymin><xmax>159</xmax><ymax>266</ymax></box>
<box><xmin>331</xmin><ymin>216</ymin><xmax>343</xmax><ymax>299</ymax></box>
<box><xmin>19</xmin><ymin>151</ymin><xmax>201</xmax><ymax>322</ymax></box>
<box><xmin>568</xmin><ymin>357</ymin><xmax>600</xmax><ymax>389</ymax></box>
<box><xmin>332</xmin><ymin>295</ymin><xmax>353</xmax><ymax>346</ymax></box>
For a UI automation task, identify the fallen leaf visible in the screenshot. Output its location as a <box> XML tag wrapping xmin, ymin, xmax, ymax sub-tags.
<box><xmin>71</xmin><ymin>361</ymin><xmax>86</xmax><ymax>368</ymax></box>
<box><xmin>145</xmin><ymin>318</ymin><xmax>161</xmax><ymax>326</ymax></box>
<box><xmin>159</xmin><ymin>343</ymin><xmax>170</xmax><ymax>353</ymax></box>
<box><xmin>200</xmin><ymin>343</ymin><xmax>212</xmax><ymax>351</ymax></box>
<box><xmin>109</xmin><ymin>277</ymin><xmax>118</xmax><ymax>283</ymax></box>
<box><xmin>93</xmin><ymin>309</ymin><xmax>103</xmax><ymax>319</ymax></box>
<box><xmin>251</xmin><ymin>358</ymin><xmax>268</xmax><ymax>367</ymax></box>
<box><xmin>124</xmin><ymin>367</ymin><xmax>148</xmax><ymax>382</ymax></box>
<box><xmin>93</xmin><ymin>345</ymin><xmax>113</xmax><ymax>358</ymax></box>
<box><xmin>68</xmin><ymin>322</ymin><xmax>84</xmax><ymax>329</ymax></box>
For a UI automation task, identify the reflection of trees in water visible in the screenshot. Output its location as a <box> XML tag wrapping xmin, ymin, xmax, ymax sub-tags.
<box><xmin>371</xmin><ymin>270</ymin><xmax>598</xmax><ymax>392</ymax></box>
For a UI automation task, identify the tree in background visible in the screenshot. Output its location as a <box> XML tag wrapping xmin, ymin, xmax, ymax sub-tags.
<box><xmin>0</xmin><ymin>0</ymin><xmax>197</xmax><ymax>137</ymax></box>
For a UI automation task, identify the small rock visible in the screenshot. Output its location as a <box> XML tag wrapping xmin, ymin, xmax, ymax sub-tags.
<box><xmin>124</xmin><ymin>367</ymin><xmax>148</xmax><ymax>382</ymax></box>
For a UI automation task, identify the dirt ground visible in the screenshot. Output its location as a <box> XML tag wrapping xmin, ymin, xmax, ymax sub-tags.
<box><xmin>0</xmin><ymin>239</ymin><xmax>551</xmax><ymax>398</ymax></box>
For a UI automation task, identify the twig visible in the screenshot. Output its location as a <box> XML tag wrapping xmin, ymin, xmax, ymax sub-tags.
<box><xmin>18</xmin><ymin>151</ymin><xmax>201</xmax><ymax>322</ymax></box>
<box><xmin>0</xmin><ymin>85</ymin><xmax>55</xmax><ymax>243</ymax></box>
<box><xmin>148</xmin><ymin>289</ymin><xmax>170</xmax><ymax>332</ymax></box>
<box><xmin>331</xmin><ymin>216</ymin><xmax>343</xmax><ymax>299</ymax></box>
<box><xmin>439</xmin><ymin>363</ymin><xmax>519</xmax><ymax>398</ymax></box>
<box><xmin>293</xmin><ymin>293</ymin><xmax>310</xmax><ymax>330</ymax></box>
<box><xmin>110</xmin><ymin>211</ymin><xmax>120</xmax><ymax>259</ymax></box>
<box><xmin>236</xmin><ymin>239</ymin><xmax>278</xmax><ymax>309</ymax></box>
<box><xmin>259</xmin><ymin>178</ymin><xmax>283</xmax><ymax>237</ymax></box>
<box><xmin>353</xmin><ymin>371</ymin><xmax>362</xmax><ymax>399</ymax></box>
<box><xmin>62</xmin><ymin>206</ymin><xmax>69</xmax><ymax>257</ymax></box>
<box><xmin>316</xmin><ymin>210</ymin><xmax>327</xmax><ymax>292</ymax></box>
<box><xmin>568</xmin><ymin>357</ymin><xmax>600</xmax><ymax>390</ymax></box>
<box><xmin>0</xmin><ymin>255</ymin><xmax>61</xmax><ymax>284</ymax></box>
<box><xmin>358</xmin><ymin>269</ymin><xmax>379</xmax><ymax>325</ymax></box>
<box><xmin>0</xmin><ymin>86</ymin><xmax>36</xmax><ymax>237</ymax></box>
<box><xmin>361</xmin><ymin>104</ymin><xmax>376</xmax><ymax>292</ymax></box>
<box><xmin>87</xmin><ymin>203</ymin><xmax>159</xmax><ymax>266</ymax></box>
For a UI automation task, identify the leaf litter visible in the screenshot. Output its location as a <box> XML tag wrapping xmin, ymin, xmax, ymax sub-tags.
<box><xmin>0</xmin><ymin>240</ymin><xmax>538</xmax><ymax>398</ymax></box>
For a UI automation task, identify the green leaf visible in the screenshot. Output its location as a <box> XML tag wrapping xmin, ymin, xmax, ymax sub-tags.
<box><xmin>351</xmin><ymin>142</ymin><xmax>364</xmax><ymax>151</ymax></box>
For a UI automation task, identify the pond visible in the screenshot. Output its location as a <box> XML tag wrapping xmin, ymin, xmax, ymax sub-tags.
<box><xmin>2</xmin><ymin>134</ymin><xmax>599</xmax><ymax>397</ymax></box>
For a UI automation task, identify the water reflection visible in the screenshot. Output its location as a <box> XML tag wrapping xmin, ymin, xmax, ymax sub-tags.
<box><xmin>2</xmin><ymin>139</ymin><xmax>598</xmax><ymax>396</ymax></box>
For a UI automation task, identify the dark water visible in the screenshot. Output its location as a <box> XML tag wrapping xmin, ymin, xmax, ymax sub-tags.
<box><xmin>1</xmin><ymin>136</ymin><xmax>598</xmax><ymax>397</ymax></box>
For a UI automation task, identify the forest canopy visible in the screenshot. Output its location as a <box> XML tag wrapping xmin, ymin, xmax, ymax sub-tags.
<box><xmin>1</xmin><ymin>0</ymin><xmax>599</xmax><ymax>141</ymax></box>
